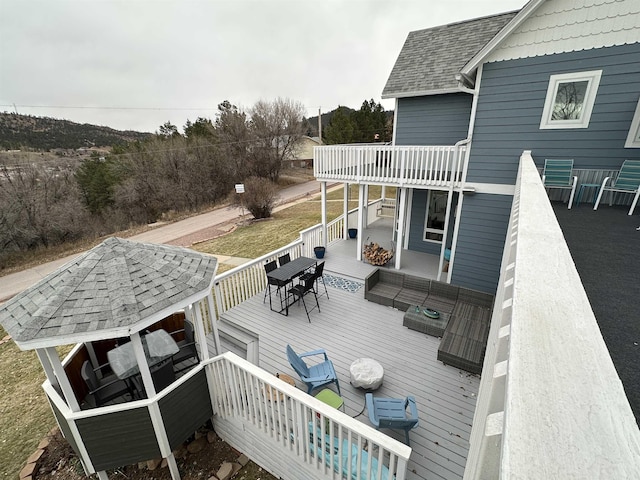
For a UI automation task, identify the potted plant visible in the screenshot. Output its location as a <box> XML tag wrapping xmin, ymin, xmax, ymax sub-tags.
<box><xmin>348</xmin><ymin>228</ymin><xmax>358</xmax><ymax>239</ymax></box>
<box><xmin>313</xmin><ymin>246</ymin><xmax>326</xmax><ymax>259</ymax></box>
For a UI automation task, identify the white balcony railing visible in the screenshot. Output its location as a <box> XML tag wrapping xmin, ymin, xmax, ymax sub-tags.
<box><xmin>464</xmin><ymin>151</ymin><xmax>640</xmax><ymax>479</ymax></box>
<box><xmin>314</xmin><ymin>144</ymin><xmax>467</xmax><ymax>187</ymax></box>
<box><xmin>209</xmin><ymin>353</ymin><xmax>411</xmax><ymax>480</ymax></box>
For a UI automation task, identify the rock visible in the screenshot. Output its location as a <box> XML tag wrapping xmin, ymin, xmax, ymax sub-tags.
<box><xmin>207</xmin><ymin>476</ymin><xmax>219</xmax><ymax>480</ymax></box>
<box><xmin>231</xmin><ymin>462</ymin><xmax>242</xmax><ymax>475</ymax></box>
<box><xmin>237</xmin><ymin>453</ymin><xmax>249</xmax><ymax>467</ymax></box>
<box><xmin>37</xmin><ymin>438</ymin><xmax>50</xmax><ymax>450</ymax></box>
<box><xmin>173</xmin><ymin>445</ymin><xmax>188</xmax><ymax>459</ymax></box>
<box><xmin>207</xmin><ymin>430</ymin><xmax>218</xmax><ymax>443</ymax></box>
<box><xmin>187</xmin><ymin>436</ymin><xmax>207</xmax><ymax>453</ymax></box>
<box><xmin>216</xmin><ymin>462</ymin><xmax>234</xmax><ymax>480</ymax></box>
<box><xmin>19</xmin><ymin>463</ymin><xmax>36</xmax><ymax>479</ymax></box>
<box><xmin>48</xmin><ymin>427</ymin><xmax>59</xmax><ymax>437</ymax></box>
<box><xmin>147</xmin><ymin>458</ymin><xmax>162</xmax><ymax>470</ymax></box>
<box><xmin>161</xmin><ymin>458</ymin><xmax>168</xmax><ymax>468</ymax></box>
<box><xmin>138</xmin><ymin>462</ymin><xmax>147</xmax><ymax>469</ymax></box>
<box><xmin>26</xmin><ymin>449</ymin><xmax>44</xmax><ymax>463</ymax></box>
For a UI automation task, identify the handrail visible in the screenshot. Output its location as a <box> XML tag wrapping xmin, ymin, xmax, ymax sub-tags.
<box><xmin>314</xmin><ymin>144</ymin><xmax>467</xmax><ymax>187</ymax></box>
<box><xmin>463</xmin><ymin>151</ymin><xmax>640</xmax><ymax>479</ymax></box>
<box><xmin>207</xmin><ymin>352</ymin><xmax>411</xmax><ymax>480</ymax></box>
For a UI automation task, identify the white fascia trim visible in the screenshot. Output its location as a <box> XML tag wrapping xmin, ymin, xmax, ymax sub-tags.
<box><xmin>461</xmin><ymin>0</ymin><xmax>547</xmax><ymax>77</ymax></box>
<box><xmin>382</xmin><ymin>87</ymin><xmax>470</xmax><ymax>100</ymax></box>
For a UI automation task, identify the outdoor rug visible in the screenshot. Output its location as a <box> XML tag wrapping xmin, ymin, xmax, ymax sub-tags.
<box><xmin>320</xmin><ymin>274</ymin><xmax>364</xmax><ymax>293</ymax></box>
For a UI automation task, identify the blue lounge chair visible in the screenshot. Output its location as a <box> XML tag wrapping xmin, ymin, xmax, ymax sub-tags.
<box><xmin>286</xmin><ymin>345</ymin><xmax>340</xmax><ymax>395</ymax></box>
<box><xmin>593</xmin><ymin>160</ymin><xmax>640</xmax><ymax>215</ymax></box>
<box><xmin>542</xmin><ymin>159</ymin><xmax>577</xmax><ymax>209</ymax></box>
<box><xmin>366</xmin><ymin>394</ymin><xmax>419</xmax><ymax>446</ymax></box>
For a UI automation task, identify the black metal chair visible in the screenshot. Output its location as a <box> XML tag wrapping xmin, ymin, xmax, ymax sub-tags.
<box><xmin>288</xmin><ymin>274</ymin><xmax>320</xmax><ymax>322</ymax></box>
<box><xmin>131</xmin><ymin>358</ymin><xmax>176</xmax><ymax>397</ymax></box>
<box><xmin>278</xmin><ymin>253</ymin><xmax>291</xmax><ymax>267</ymax></box>
<box><xmin>263</xmin><ymin>260</ymin><xmax>286</xmax><ymax>303</ymax></box>
<box><xmin>300</xmin><ymin>261</ymin><xmax>329</xmax><ymax>299</ymax></box>
<box><xmin>81</xmin><ymin>360</ymin><xmax>131</xmax><ymax>407</ymax></box>
<box><xmin>171</xmin><ymin>319</ymin><xmax>199</xmax><ymax>373</ymax></box>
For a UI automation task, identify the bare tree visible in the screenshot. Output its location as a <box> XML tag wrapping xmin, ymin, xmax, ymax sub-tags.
<box><xmin>249</xmin><ymin>97</ymin><xmax>307</xmax><ymax>181</ymax></box>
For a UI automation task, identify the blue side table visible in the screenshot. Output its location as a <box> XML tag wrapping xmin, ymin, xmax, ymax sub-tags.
<box><xmin>575</xmin><ymin>183</ymin><xmax>601</xmax><ymax>205</ymax></box>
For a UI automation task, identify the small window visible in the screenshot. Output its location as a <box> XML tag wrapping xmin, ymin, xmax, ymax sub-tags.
<box><xmin>540</xmin><ymin>70</ymin><xmax>602</xmax><ymax>129</ymax></box>
<box><xmin>424</xmin><ymin>191</ymin><xmax>447</xmax><ymax>243</ymax></box>
<box><xmin>625</xmin><ymin>97</ymin><xmax>640</xmax><ymax>148</ymax></box>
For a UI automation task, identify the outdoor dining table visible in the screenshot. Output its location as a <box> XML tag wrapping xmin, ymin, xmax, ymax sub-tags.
<box><xmin>266</xmin><ymin>256</ymin><xmax>316</xmax><ymax>315</ymax></box>
<box><xmin>107</xmin><ymin>329</ymin><xmax>180</xmax><ymax>380</ymax></box>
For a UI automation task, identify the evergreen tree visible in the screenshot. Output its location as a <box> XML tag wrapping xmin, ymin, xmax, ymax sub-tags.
<box><xmin>323</xmin><ymin>106</ymin><xmax>355</xmax><ymax>144</ymax></box>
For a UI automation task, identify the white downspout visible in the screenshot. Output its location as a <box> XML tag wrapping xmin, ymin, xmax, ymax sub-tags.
<box><xmin>448</xmin><ymin>67</ymin><xmax>483</xmax><ymax>283</ymax></box>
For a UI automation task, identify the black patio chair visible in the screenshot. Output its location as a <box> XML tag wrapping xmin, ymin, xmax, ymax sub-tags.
<box><xmin>300</xmin><ymin>261</ymin><xmax>329</xmax><ymax>299</ymax></box>
<box><xmin>81</xmin><ymin>360</ymin><xmax>131</xmax><ymax>407</ymax></box>
<box><xmin>288</xmin><ymin>274</ymin><xmax>320</xmax><ymax>322</ymax></box>
<box><xmin>278</xmin><ymin>253</ymin><xmax>291</xmax><ymax>267</ymax></box>
<box><xmin>263</xmin><ymin>260</ymin><xmax>285</xmax><ymax>303</ymax></box>
<box><xmin>171</xmin><ymin>319</ymin><xmax>199</xmax><ymax>373</ymax></box>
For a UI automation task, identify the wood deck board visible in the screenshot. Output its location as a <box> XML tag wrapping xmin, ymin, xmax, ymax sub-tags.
<box><xmin>216</xmin><ymin>277</ymin><xmax>480</xmax><ymax>480</ymax></box>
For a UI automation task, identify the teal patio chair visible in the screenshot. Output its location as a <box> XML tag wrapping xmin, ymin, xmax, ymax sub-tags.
<box><xmin>366</xmin><ymin>393</ymin><xmax>419</xmax><ymax>446</ymax></box>
<box><xmin>594</xmin><ymin>160</ymin><xmax>640</xmax><ymax>215</ymax></box>
<box><xmin>542</xmin><ymin>159</ymin><xmax>577</xmax><ymax>209</ymax></box>
<box><xmin>286</xmin><ymin>344</ymin><xmax>340</xmax><ymax>395</ymax></box>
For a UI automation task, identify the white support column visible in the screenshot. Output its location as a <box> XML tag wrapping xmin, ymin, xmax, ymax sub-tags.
<box><xmin>193</xmin><ymin>299</ymin><xmax>209</xmax><ymax>361</ymax></box>
<box><xmin>395</xmin><ymin>188</ymin><xmax>408</xmax><ymax>270</ymax></box>
<box><xmin>363</xmin><ymin>184</ymin><xmax>369</xmax><ymax>228</ymax></box>
<box><xmin>343</xmin><ymin>183</ymin><xmax>349</xmax><ymax>238</ymax></box>
<box><xmin>85</xmin><ymin>343</ymin><xmax>102</xmax><ymax>379</ymax></box>
<box><xmin>45</xmin><ymin>347</ymin><xmax>81</xmax><ymax>412</ymax></box>
<box><xmin>205</xmin><ymin>293</ymin><xmax>220</xmax><ymax>357</ymax></box>
<box><xmin>96</xmin><ymin>471</ymin><xmax>109</xmax><ymax>480</ymax></box>
<box><xmin>381</xmin><ymin>185</ymin><xmax>387</xmax><ymax>202</ymax></box>
<box><xmin>131</xmin><ymin>331</ymin><xmax>156</xmax><ymax>397</ymax></box>
<box><xmin>36</xmin><ymin>349</ymin><xmax>59</xmax><ymax>390</ymax></box>
<box><xmin>321</xmin><ymin>181</ymin><xmax>327</xmax><ymax>246</ymax></box>
<box><xmin>356</xmin><ymin>184</ymin><xmax>365</xmax><ymax>261</ymax></box>
<box><xmin>147</xmin><ymin>401</ymin><xmax>182</xmax><ymax>480</ymax></box>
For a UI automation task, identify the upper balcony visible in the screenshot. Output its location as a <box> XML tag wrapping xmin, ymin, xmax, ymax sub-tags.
<box><xmin>314</xmin><ymin>144</ymin><xmax>468</xmax><ymax>189</ymax></box>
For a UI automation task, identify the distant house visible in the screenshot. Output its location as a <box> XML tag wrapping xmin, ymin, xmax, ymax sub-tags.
<box><xmin>315</xmin><ymin>0</ymin><xmax>640</xmax><ymax>294</ymax></box>
<box><xmin>288</xmin><ymin>136</ymin><xmax>321</xmax><ymax>168</ymax></box>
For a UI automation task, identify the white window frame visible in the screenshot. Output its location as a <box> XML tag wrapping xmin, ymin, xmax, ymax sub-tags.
<box><xmin>540</xmin><ymin>70</ymin><xmax>602</xmax><ymax>129</ymax></box>
<box><xmin>625</xmin><ymin>97</ymin><xmax>640</xmax><ymax>148</ymax></box>
<box><xmin>423</xmin><ymin>190</ymin><xmax>447</xmax><ymax>244</ymax></box>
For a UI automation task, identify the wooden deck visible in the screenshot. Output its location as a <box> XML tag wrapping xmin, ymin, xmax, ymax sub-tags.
<box><xmin>216</xmin><ymin>264</ymin><xmax>480</xmax><ymax>480</ymax></box>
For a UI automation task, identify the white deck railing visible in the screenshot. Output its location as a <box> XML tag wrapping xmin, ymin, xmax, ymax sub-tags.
<box><xmin>207</xmin><ymin>353</ymin><xmax>411</xmax><ymax>480</ymax></box>
<box><xmin>213</xmin><ymin>215</ymin><xmax>345</xmax><ymax>318</ymax></box>
<box><xmin>314</xmin><ymin>144</ymin><xmax>467</xmax><ymax>187</ymax></box>
<box><xmin>464</xmin><ymin>151</ymin><xmax>640</xmax><ymax>479</ymax></box>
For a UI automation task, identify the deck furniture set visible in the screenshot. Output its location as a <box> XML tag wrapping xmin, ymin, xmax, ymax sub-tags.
<box><xmin>364</xmin><ymin>269</ymin><xmax>494</xmax><ymax>374</ymax></box>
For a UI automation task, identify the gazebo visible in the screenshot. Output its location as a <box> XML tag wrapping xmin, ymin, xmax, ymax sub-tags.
<box><xmin>0</xmin><ymin>237</ymin><xmax>220</xmax><ymax>479</ymax></box>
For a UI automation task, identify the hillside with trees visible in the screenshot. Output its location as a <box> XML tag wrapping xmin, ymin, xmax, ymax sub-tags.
<box><xmin>0</xmin><ymin>112</ymin><xmax>152</xmax><ymax>150</ymax></box>
<box><xmin>306</xmin><ymin>100</ymin><xmax>393</xmax><ymax>143</ymax></box>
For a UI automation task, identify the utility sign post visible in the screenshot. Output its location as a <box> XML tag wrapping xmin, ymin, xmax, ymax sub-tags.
<box><xmin>235</xmin><ymin>183</ymin><xmax>245</xmax><ymax>218</ymax></box>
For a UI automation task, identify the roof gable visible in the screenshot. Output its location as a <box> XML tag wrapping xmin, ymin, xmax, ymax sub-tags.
<box><xmin>382</xmin><ymin>11</ymin><xmax>518</xmax><ymax>99</ymax></box>
<box><xmin>0</xmin><ymin>237</ymin><xmax>217</xmax><ymax>349</ymax></box>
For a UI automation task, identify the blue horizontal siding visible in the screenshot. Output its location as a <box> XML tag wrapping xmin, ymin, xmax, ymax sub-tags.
<box><xmin>396</xmin><ymin>94</ymin><xmax>471</xmax><ymax>146</ymax></box>
<box><xmin>468</xmin><ymin>43</ymin><xmax>640</xmax><ymax>185</ymax></box>
<box><xmin>451</xmin><ymin>193</ymin><xmax>512</xmax><ymax>294</ymax></box>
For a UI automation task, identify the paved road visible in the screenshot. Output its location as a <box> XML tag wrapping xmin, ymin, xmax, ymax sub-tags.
<box><xmin>0</xmin><ymin>180</ymin><xmax>327</xmax><ymax>303</ymax></box>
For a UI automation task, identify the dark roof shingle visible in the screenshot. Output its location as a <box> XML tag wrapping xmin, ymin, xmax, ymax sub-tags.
<box><xmin>382</xmin><ymin>11</ymin><xmax>519</xmax><ymax>98</ymax></box>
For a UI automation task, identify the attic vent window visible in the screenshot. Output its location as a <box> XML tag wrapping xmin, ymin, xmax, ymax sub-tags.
<box><xmin>540</xmin><ymin>70</ymin><xmax>602</xmax><ymax>129</ymax></box>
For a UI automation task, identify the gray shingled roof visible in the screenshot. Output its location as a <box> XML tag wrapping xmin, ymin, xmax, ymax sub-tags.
<box><xmin>382</xmin><ymin>11</ymin><xmax>519</xmax><ymax>98</ymax></box>
<box><xmin>0</xmin><ymin>237</ymin><xmax>217</xmax><ymax>349</ymax></box>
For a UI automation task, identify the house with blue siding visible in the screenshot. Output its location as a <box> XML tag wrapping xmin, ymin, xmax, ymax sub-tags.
<box><xmin>315</xmin><ymin>0</ymin><xmax>640</xmax><ymax>294</ymax></box>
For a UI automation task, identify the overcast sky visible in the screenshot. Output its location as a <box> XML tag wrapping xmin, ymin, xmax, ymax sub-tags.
<box><xmin>0</xmin><ymin>0</ymin><xmax>526</xmax><ymax>133</ymax></box>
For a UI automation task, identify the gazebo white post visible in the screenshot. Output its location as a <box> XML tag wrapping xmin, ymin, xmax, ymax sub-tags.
<box><xmin>193</xmin><ymin>299</ymin><xmax>209</xmax><ymax>360</ymax></box>
<box><xmin>36</xmin><ymin>349</ymin><xmax>59</xmax><ymax>391</ymax></box>
<box><xmin>356</xmin><ymin>184</ymin><xmax>365</xmax><ymax>261</ymax></box>
<box><xmin>43</xmin><ymin>347</ymin><xmax>81</xmax><ymax>412</ymax></box>
<box><xmin>321</xmin><ymin>181</ymin><xmax>327</xmax><ymax>246</ymax></box>
<box><xmin>131</xmin><ymin>331</ymin><xmax>156</xmax><ymax>397</ymax></box>
<box><xmin>343</xmin><ymin>183</ymin><xmax>349</xmax><ymax>238</ymax></box>
<box><xmin>205</xmin><ymin>292</ymin><xmax>221</xmax><ymax>356</ymax></box>
<box><xmin>394</xmin><ymin>187</ymin><xmax>408</xmax><ymax>270</ymax></box>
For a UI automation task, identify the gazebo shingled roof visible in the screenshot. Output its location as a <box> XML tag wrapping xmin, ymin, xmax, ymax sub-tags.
<box><xmin>0</xmin><ymin>237</ymin><xmax>218</xmax><ymax>350</ymax></box>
